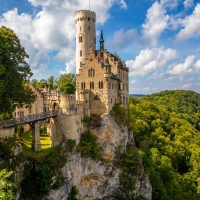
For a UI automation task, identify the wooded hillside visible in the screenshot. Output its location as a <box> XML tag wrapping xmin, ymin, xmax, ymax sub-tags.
<box><xmin>129</xmin><ymin>90</ymin><xmax>200</xmax><ymax>199</ymax></box>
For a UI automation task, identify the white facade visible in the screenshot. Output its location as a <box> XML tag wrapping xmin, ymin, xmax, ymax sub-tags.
<box><xmin>75</xmin><ymin>10</ymin><xmax>96</xmax><ymax>74</ymax></box>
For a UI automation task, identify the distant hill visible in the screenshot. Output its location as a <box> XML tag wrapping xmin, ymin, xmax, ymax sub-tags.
<box><xmin>130</xmin><ymin>94</ymin><xmax>145</xmax><ymax>98</ymax></box>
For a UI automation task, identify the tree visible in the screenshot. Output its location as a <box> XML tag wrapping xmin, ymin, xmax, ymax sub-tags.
<box><xmin>0</xmin><ymin>168</ymin><xmax>15</xmax><ymax>200</ymax></box>
<box><xmin>0</xmin><ymin>26</ymin><xmax>36</xmax><ymax>115</ymax></box>
<box><xmin>57</xmin><ymin>73</ymin><xmax>76</xmax><ymax>94</ymax></box>
<box><xmin>47</xmin><ymin>75</ymin><xmax>56</xmax><ymax>89</ymax></box>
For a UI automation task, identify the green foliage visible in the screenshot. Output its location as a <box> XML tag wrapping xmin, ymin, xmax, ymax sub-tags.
<box><xmin>78</xmin><ymin>130</ymin><xmax>100</xmax><ymax>160</ymax></box>
<box><xmin>110</xmin><ymin>103</ymin><xmax>128</xmax><ymax>126</ymax></box>
<box><xmin>82</xmin><ymin>113</ymin><xmax>101</xmax><ymax>128</ymax></box>
<box><xmin>0</xmin><ymin>168</ymin><xmax>15</xmax><ymax>200</ymax></box>
<box><xmin>0</xmin><ymin>26</ymin><xmax>36</xmax><ymax>115</ymax></box>
<box><xmin>20</xmin><ymin>146</ymin><xmax>67</xmax><ymax>199</ymax></box>
<box><xmin>67</xmin><ymin>186</ymin><xmax>78</xmax><ymax>200</ymax></box>
<box><xmin>65</xmin><ymin>139</ymin><xmax>76</xmax><ymax>153</ymax></box>
<box><xmin>128</xmin><ymin>90</ymin><xmax>200</xmax><ymax>200</ymax></box>
<box><xmin>20</xmin><ymin>162</ymin><xmax>52</xmax><ymax>200</ymax></box>
<box><xmin>118</xmin><ymin>149</ymin><xmax>138</xmax><ymax>192</ymax></box>
<box><xmin>56</xmin><ymin>73</ymin><xmax>76</xmax><ymax>94</ymax></box>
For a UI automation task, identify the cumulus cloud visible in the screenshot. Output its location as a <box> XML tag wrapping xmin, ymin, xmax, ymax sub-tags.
<box><xmin>106</xmin><ymin>28</ymin><xmax>137</xmax><ymax>50</ymax></box>
<box><xmin>194</xmin><ymin>60</ymin><xmax>200</xmax><ymax>70</ymax></box>
<box><xmin>183</xmin><ymin>0</ymin><xmax>194</xmax><ymax>9</ymax></box>
<box><xmin>0</xmin><ymin>0</ymin><xmax>127</xmax><ymax>74</ymax></box>
<box><xmin>175</xmin><ymin>4</ymin><xmax>200</xmax><ymax>43</ymax></box>
<box><xmin>162</xmin><ymin>55</ymin><xmax>194</xmax><ymax>79</ymax></box>
<box><xmin>140</xmin><ymin>1</ymin><xmax>170</xmax><ymax>46</ymax></box>
<box><xmin>126</xmin><ymin>47</ymin><xmax>177</xmax><ymax>77</ymax></box>
<box><xmin>182</xmin><ymin>83</ymin><xmax>192</xmax><ymax>89</ymax></box>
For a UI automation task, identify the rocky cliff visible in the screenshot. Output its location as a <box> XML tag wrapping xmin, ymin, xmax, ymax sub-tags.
<box><xmin>45</xmin><ymin>114</ymin><xmax>152</xmax><ymax>200</ymax></box>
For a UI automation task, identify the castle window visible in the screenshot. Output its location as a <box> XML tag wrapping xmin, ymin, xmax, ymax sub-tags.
<box><xmin>88</xmin><ymin>17</ymin><xmax>90</xmax><ymax>21</ymax></box>
<box><xmin>101</xmin><ymin>81</ymin><xmax>103</xmax><ymax>89</ymax></box>
<box><xmin>92</xmin><ymin>82</ymin><xmax>94</xmax><ymax>89</ymax></box>
<box><xmin>88</xmin><ymin>69</ymin><xmax>90</xmax><ymax>77</ymax></box>
<box><xmin>84</xmin><ymin>82</ymin><xmax>86</xmax><ymax>89</ymax></box>
<box><xmin>80</xmin><ymin>26</ymin><xmax>81</xmax><ymax>31</ymax></box>
<box><xmin>80</xmin><ymin>50</ymin><xmax>82</xmax><ymax>57</ymax></box>
<box><xmin>94</xmin><ymin>95</ymin><xmax>100</xmax><ymax>100</ymax></box>
<box><xmin>111</xmin><ymin>98</ymin><xmax>112</xmax><ymax>103</ymax></box>
<box><xmin>88</xmin><ymin>26</ymin><xmax>90</xmax><ymax>31</ymax></box>
<box><xmin>93</xmin><ymin>69</ymin><xmax>95</xmax><ymax>76</ymax></box>
<box><xmin>99</xmin><ymin>81</ymin><xmax>101</xmax><ymax>89</ymax></box>
<box><xmin>79</xmin><ymin>36</ymin><xmax>83</xmax><ymax>43</ymax></box>
<box><xmin>80</xmin><ymin>62</ymin><xmax>82</xmax><ymax>68</ymax></box>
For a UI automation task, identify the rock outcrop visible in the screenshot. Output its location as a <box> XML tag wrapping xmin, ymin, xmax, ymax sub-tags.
<box><xmin>45</xmin><ymin>114</ymin><xmax>152</xmax><ymax>200</ymax></box>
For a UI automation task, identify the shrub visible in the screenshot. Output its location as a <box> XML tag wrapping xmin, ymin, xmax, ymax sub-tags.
<box><xmin>78</xmin><ymin>130</ymin><xmax>100</xmax><ymax>160</ymax></box>
<box><xmin>82</xmin><ymin>113</ymin><xmax>101</xmax><ymax>128</ymax></box>
<box><xmin>118</xmin><ymin>149</ymin><xmax>138</xmax><ymax>192</ymax></box>
<box><xmin>65</xmin><ymin>139</ymin><xmax>76</xmax><ymax>153</ymax></box>
<box><xmin>110</xmin><ymin>103</ymin><xmax>128</xmax><ymax>126</ymax></box>
<box><xmin>67</xmin><ymin>186</ymin><xmax>78</xmax><ymax>200</ymax></box>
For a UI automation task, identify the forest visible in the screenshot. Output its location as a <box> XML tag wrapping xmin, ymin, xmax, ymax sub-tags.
<box><xmin>129</xmin><ymin>90</ymin><xmax>200</xmax><ymax>199</ymax></box>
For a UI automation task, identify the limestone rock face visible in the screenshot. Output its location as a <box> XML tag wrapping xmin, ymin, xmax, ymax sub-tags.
<box><xmin>46</xmin><ymin>114</ymin><xmax>152</xmax><ymax>200</ymax></box>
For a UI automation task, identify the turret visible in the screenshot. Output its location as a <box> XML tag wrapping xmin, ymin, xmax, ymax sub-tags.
<box><xmin>75</xmin><ymin>10</ymin><xmax>96</xmax><ymax>74</ymax></box>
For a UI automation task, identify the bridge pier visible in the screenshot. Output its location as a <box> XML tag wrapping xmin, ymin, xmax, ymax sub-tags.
<box><xmin>31</xmin><ymin>122</ymin><xmax>41</xmax><ymax>152</ymax></box>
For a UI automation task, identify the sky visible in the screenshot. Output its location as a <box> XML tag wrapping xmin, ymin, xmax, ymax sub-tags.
<box><xmin>0</xmin><ymin>0</ymin><xmax>200</xmax><ymax>94</ymax></box>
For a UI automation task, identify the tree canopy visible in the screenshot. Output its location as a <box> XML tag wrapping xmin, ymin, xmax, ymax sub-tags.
<box><xmin>0</xmin><ymin>26</ymin><xmax>35</xmax><ymax>115</ymax></box>
<box><xmin>31</xmin><ymin>73</ymin><xmax>76</xmax><ymax>94</ymax></box>
<box><xmin>128</xmin><ymin>90</ymin><xmax>200</xmax><ymax>199</ymax></box>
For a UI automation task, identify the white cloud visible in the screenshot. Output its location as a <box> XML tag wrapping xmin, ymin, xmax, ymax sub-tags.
<box><xmin>162</xmin><ymin>55</ymin><xmax>194</xmax><ymax>79</ymax></box>
<box><xmin>126</xmin><ymin>47</ymin><xmax>177</xmax><ymax>77</ymax></box>
<box><xmin>106</xmin><ymin>28</ymin><xmax>137</xmax><ymax>50</ymax></box>
<box><xmin>183</xmin><ymin>0</ymin><xmax>194</xmax><ymax>9</ymax></box>
<box><xmin>194</xmin><ymin>60</ymin><xmax>200</xmax><ymax>70</ymax></box>
<box><xmin>182</xmin><ymin>83</ymin><xmax>192</xmax><ymax>89</ymax></box>
<box><xmin>140</xmin><ymin>1</ymin><xmax>170</xmax><ymax>46</ymax></box>
<box><xmin>0</xmin><ymin>0</ymin><xmax>127</xmax><ymax>75</ymax></box>
<box><xmin>175</xmin><ymin>4</ymin><xmax>200</xmax><ymax>43</ymax></box>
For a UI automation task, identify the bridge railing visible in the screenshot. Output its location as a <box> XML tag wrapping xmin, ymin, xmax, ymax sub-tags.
<box><xmin>0</xmin><ymin>111</ymin><xmax>57</xmax><ymax>129</ymax></box>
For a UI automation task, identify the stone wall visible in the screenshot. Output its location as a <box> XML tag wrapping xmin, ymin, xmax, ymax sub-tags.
<box><xmin>0</xmin><ymin>128</ymin><xmax>14</xmax><ymax>138</ymax></box>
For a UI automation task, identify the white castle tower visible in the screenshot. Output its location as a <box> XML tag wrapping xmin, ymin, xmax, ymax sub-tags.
<box><xmin>75</xmin><ymin>10</ymin><xmax>96</xmax><ymax>74</ymax></box>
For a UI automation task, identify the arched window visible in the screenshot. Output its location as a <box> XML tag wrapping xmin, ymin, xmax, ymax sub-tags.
<box><xmin>99</xmin><ymin>81</ymin><xmax>101</xmax><ymax>89</ymax></box>
<box><xmin>111</xmin><ymin>98</ymin><xmax>112</xmax><ymax>103</ymax></box>
<box><xmin>88</xmin><ymin>69</ymin><xmax>90</xmax><ymax>77</ymax></box>
<box><xmin>84</xmin><ymin>82</ymin><xmax>85</xmax><ymax>89</ymax></box>
<box><xmin>80</xmin><ymin>50</ymin><xmax>82</xmax><ymax>57</ymax></box>
<box><xmin>90</xmin><ymin>68</ymin><xmax>92</xmax><ymax>76</ymax></box>
<box><xmin>93</xmin><ymin>69</ymin><xmax>95</xmax><ymax>76</ymax></box>
<box><xmin>94</xmin><ymin>95</ymin><xmax>100</xmax><ymax>100</ymax></box>
<box><xmin>92</xmin><ymin>82</ymin><xmax>94</xmax><ymax>89</ymax></box>
<box><xmin>101</xmin><ymin>81</ymin><xmax>103</xmax><ymax>89</ymax></box>
<box><xmin>80</xmin><ymin>26</ymin><xmax>81</xmax><ymax>31</ymax></box>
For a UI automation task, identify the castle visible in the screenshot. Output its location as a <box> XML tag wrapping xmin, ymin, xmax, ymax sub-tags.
<box><xmin>13</xmin><ymin>10</ymin><xmax>129</xmax><ymax>145</ymax></box>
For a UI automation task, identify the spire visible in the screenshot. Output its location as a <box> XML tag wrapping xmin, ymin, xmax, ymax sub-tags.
<box><xmin>100</xmin><ymin>27</ymin><xmax>104</xmax><ymax>51</ymax></box>
<box><xmin>99</xmin><ymin>27</ymin><xmax>104</xmax><ymax>42</ymax></box>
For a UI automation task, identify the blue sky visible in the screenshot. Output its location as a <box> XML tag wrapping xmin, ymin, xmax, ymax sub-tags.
<box><xmin>0</xmin><ymin>0</ymin><xmax>200</xmax><ymax>94</ymax></box>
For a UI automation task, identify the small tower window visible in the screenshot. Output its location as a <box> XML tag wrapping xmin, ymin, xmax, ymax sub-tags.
<box><xmin>80</xmin><ymin>26</ymin><xmax>81</xmax><ymax>31</ymax></box>
<box><xmin>79</xmin><ymin>36</ymin><xmax>83</xmax><ymax>43</ymax></box>
<box><xmin>80</xmin><ymin>62</ymin><xmax>82</xmax><ymax>68</ymax></box>
<box><xmin>80</xmin><ymin>50</ymin><xmax>82</xmax><ymax>57</ymax></box>
<box><xmin>88</xmin><ymin>17</ymin><xmax>90</xmax><ymax>21</ymax></box>
<box><xmin>88</xmin><ymin>26</ymin><xmax>90</xmax><ymax>31</ymax></box>
<box><xmin>101</xmin><ymin>81</ymin><xmax>103</xmax><ymax>89</ymax></box>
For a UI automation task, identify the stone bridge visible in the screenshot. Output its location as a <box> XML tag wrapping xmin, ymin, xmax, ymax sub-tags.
<box><xmin>0</xmin><ymin>111</ymin><xmax>57</xmax><ymax>151</ymax></box>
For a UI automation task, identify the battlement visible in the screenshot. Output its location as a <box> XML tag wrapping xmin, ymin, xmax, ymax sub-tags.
<box><xmin>75</xmin><ymin>10</ymin><xmax>96</xmax><ymax>15</ymax></box>
<box><xmin>60</xmin><ymin>94</ymin><xmax>76</xmax><ymax>101</ymax></box>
